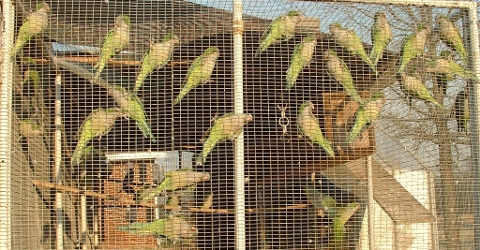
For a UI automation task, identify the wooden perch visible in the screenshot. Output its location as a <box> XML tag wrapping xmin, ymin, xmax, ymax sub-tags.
<box><xmin>33</xmin><ymin>180</ymin><xmax>310</xmax><ymax>213</ymax></box>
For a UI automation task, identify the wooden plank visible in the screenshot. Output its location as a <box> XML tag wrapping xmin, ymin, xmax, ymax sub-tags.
<box><xmin>345</xmin><ymin>158</ymin><xmax>435</xmax><ymax>224</ymax></box>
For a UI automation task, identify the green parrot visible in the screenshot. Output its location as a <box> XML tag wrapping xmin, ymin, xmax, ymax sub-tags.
<box><xmin>397</xmin><ymin>26</ymin><xmax>430</xmax><ymax>74</ymax></box>
<box><xmin>400</xmin><ymin>73</ymin><xmax>444</xmax><ymax>110</ymax></box>
<box><xmin>108</xmin><ymin>85</ymin><xmax>156</xmax><ymax>142</ymax></box>
<box><xmin>255</xmin><ymin>10</ymin><xmax>304</xmax><ymax>57</ymax></box>
<box><xmin>286</xmin><ymin>34</ymin><xmax>317</xmax><ymax>90</ymax></box>
<box><xmin>329</xmin><ymin>23</ymin><xmax>377</xmax><ymax>74</ymax></box>
<box><xmin>370</xmin><ymin>11</ymin><xmax>392</xmax><ymax>66</ymax></box>
<box><xmin>455</xmin><ymin>90</ymin><xmax>469</xmax><ymax>132</ymax></box>
<box><xmin>324</xmin><ymin>50</ymin><xmax>363</xmax><ymax>104</ymax></box>
<box><xmin>434</xmin><ymin>51</ymin><xmax>455</xmax><ymax>95</ymax></box>
<box><xmin>117</xmin><ymin>216</ymin><xmax>197</xmax><ymax>241</ymax></box>
<box><xmin>135</xmin><ymin>170</ymin><xmax>211</xmax><ymax>203</ymax></box>
<box><xmin>71</xmin><ymin>107</ymin><xmax>125</xmax><ymax>166</ymax></box>
<box><xmin>303</xmin><ymin>186</ymin><xmax>360</xmax><ymax>248</ymax></box>
<box><xmin>133</xmin><ymin>34</ymin><xmax>180</xmax><ymax>93</ymax></box>
<box><xmin>19</xmin><ymin>119</ymin><xmax>43</xmax><ymax>138</ymax></box>
<box><xmin>195</xmin><ymin>113</ymin><xmax>253</xmax><ymax>166</ymax></box>
<box><xmin>347</xmin><ymin>92</ymin><xmax>386</xmax><ymax>144</ymax></box>
<box><xmin>172</xmin><ymin>47</ymin><xmax>220</xmax><ymax>105</ymax></box>
<box><xmin>330</xmin><ymin>202</ymin><xmax>360</xmax><ymax>248</ymax></box>
<box><xmin>296</xmin><ymin>101</ymin><xmax>334</xmax><ymax>157</ymax></box>
<box><xmin>425</xmin><ymin>57</ymin><xmax>477</xmax><ymax>81</ymax></box>
<box><xmin>436</xmin><ymin>14</ymin><xmax>467</xmax><ymax>64</ymax></box>
<box><xmin>94</xmin><ymin>15</ymin><xmax>131</xmax><ymax>80</ymax></box>
<box><xmin>11</xmin><ymin>2</ymin><xmax>50</xmax><ymax>58</ymax></box>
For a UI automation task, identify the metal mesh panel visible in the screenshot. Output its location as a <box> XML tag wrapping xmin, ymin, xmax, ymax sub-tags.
<box><xmin>2</xmin><ymin>0</ymin><xmax>479</xmax><ymax>249</ymax></box>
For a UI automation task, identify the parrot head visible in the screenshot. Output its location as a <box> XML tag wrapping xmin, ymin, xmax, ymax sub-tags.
<box><xmin>36</xmin><ymin>2</ymin><xmax>50</xmax><ymax>12</ymax></box>
<box><xmin>374</xmin><ymin>11</ymin><xmax>386</xmax><ymax>22</ymax></box>
<box><xmin>286</xmin><ymin>10</ymin><xmax>303</xmax><ymax>17</ymax></box>
<box><xmin>303</xmin><ymin>34</ymin><xmax>317</xmax><ymax>43</ymax></box>
<box><xmin>203</xmin><ymin>46</ymin><xmax>220</xmax><ymax>56</ymax></box>
<box><xmin>329</xmin><ymin>23</ymin><xmax>344</xmax><ymax>33</ymax></box>
<box><xmin>22</xmin><ymin>70</ymin><xmax>39</xmax><ymax>85</ymax></box>
<box><xmin>242</xmin><ymin>114</ymin><xmax>254</xmax><ymax>123</ymax></box>
<box><xmin>435</xmin><ymin>14</ymin><xmax>449</xmax><ymax>26</ymax></box>
<box><xmin>299</xmin><ymin>101</ymin><xmax>315</xmax><ymax>114</ymax></box>
<box><xmin>163</xmin><ymin>33</ymin><xmax>180</xmax><ymax>45</ymax></box>
<box><xmin>323</xmin><ymin>50</ymin><xmax>337</xmax><ymax>60</ymax></box>
<box><xmin>115</xmin><ymin>15</ymin><xmax>131</xmax><ymax>27</ymax></box>
<box><xmin>416</xmin><ymin>25</ymin><xmax>430</xmax><ymax>34</ymax></box>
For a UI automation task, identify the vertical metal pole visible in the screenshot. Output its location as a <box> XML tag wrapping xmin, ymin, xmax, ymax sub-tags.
<box><xmin>465</xmin><ymin>5</ymin><xmax>480</xmax><ymax>249</ymax></box>
<box><xmin>232</xmin><ymin>0</ymin><xmax>246</xmax><ymax>249</ymax></box>
<box><xmin>54</xmin><ymin>74</ymin><xmax>64</xmax><ymax>250</ymax></box>
<box><xmin>0</xmin><ymin>1</ymin><xmax>14</xmax><ymax>249</ymax></box>
<box><xmin>367</xmin><ymin>156</ymin><xmax>375</xmax><ymax>250</ymax></box>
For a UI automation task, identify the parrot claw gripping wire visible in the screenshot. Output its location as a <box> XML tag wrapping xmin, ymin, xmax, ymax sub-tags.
<box><xmin>277</xmin><ymin>104</ymin><xmax>290</xmax><ymax>137</ymax></box>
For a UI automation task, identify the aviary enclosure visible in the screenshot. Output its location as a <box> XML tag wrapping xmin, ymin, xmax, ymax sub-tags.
<box><xmin>1</xmin><ymin>0</ymin><xmax>479</xmax><ymax>249</ymax></box>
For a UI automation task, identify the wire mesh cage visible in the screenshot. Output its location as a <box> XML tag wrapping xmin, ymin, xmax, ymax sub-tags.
<box><xmin>1</xmin><ymin>0</ymin><xmax>479</xmax><ymax>249</ymax></box>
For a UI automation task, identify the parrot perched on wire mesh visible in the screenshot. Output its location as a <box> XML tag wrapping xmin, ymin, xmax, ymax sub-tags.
<box><xmin>455</xmin><ymin>90</ymin><xmax>469</xmax><ymax>132</ymax></box>
<box><xmin>71</xmin><ymin>107</ymin><xmax>125</xmax><ymax>166</ymax></box>
<box><xmin>425</xmin><ymin>57</ymin><xmax>477</xmax><ymax>81</ymax></box>
<box><xmin>329</xmin><ymin>23</ymin><xmax>377</xmax><ymax>75</ymax></box>
<box><xmin>19</xmin><ymin>119</ymin><xmax>43</xmax><ymax>138</ymax></box>
<box><xmin>436</xmin><ymin>14</ymin><xmax>467</xmax><ymax>64</ymax></box>
<box><xmin>400</xmin><ymin>73</ymin><xmax>445</xmax><ymax>110</ymax></box>
<box><xmin>397</xmin><ymin>26</ymin><xmax>430</xmax><ymax>74</ymax></box>
<box><xmin>117</xmin><ymin>216</ymin><xmax>197</xmax><ymax>241</ymax></box>
<box><xmin>94</xmin><ymin>15</ymin><xmax>131</xmax><ymax>80</ymax></box>
<box><xmin>370</xmin><ymin>11</ymin><xmax>392</xmax><ymax>66</ymax></box>
<box><xmin>324</xmin><ymin>50</ymin><xmax>363</xmax><ymax>104</ymax></box>
<box><xmin>296</xmin><ymin>101</ymin><xmax>334</xmax><ymax>157</ymax></box>
<box><xmin>11</xmin><ymin>2</ymin><xmax>50</xmax><ymax>59</ymax></box>
<box><xmin>347</xmin><ymin>92</ymin><xmax>386</xmax><ymax>144</ymax></box>
<box><xmin>303</xmin><ymin>185</ymin><xmax>360</xmax><ymax>248</ymax></box>
<box><xmin>286</xmin><ymin>34</ymin><xmax>317</xmax><ymax>90</ymax></box>
<box><xmin>133</xmin><ymin>34</ymin><xmax>180</xmax><ymax>93</ymax></box>
<box><xmin>172</xmin><ymin>47</ymin><xmax>220</xmax><ymax>105</ymax></box>
<box><xmin>108</xmin><ymin>85</ymin><xmax>156</xmax><ymax>142</ymax></box>
<box><xmin>195</xmin><ymin>113</ymin><xmax>253</xmax><ymax>166</ymax></box>
<box><xmin>135</xmin><ymin>169</ymin><xmax>211</xmax><ymax>203</ymax></box>
<box><xmin>255</xmin><ymin>10</ymin><xmax>304</xmax><ymax>57</ymax></box>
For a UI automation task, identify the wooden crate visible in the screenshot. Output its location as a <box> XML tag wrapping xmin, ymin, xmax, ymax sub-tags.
<box><xmin>322</xmin><ymin>91</ymin><xmax>376</xmax><ymax>158</ymax></box>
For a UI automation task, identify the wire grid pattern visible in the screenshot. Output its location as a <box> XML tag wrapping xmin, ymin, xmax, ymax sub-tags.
<box><xmin>5</xmin><ymin>0</ymin><xmax>478</xmax><ymax>249</ymax></box>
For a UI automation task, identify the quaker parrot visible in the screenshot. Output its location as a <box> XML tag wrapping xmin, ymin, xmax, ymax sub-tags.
<box><xmin>370</xmin><ymin>11</ymin><xmax>392</xmax><ymax>66</ymax></box>
<box><xmin>195</xmin><ymin>113</ymin><xmax>253</xmax><ymax>166</ymax></box>
<box><xmin>286</xmin><ymin>34</ymin><xmax>317</xmax><ymax>90</ymax></box>
<box><xmin>108</xmin><ymin>85</ymin><xmax>156</xmax><ymax>142</ymax></box>
<box><xmin>94</xmin><ymin>15</ymin><xmax>131</xmax><ymax>80</ymax></box>
<box><xmin>172</xmin><ymin>47</ymin><xmax>220</xmax><ymax>105</ymax></box>
<box><xmin>117</xmin><ymin>216</ymin><xmax>197</xmax><ymax>241</ymax></box>
<box><xmin>347</xmin><ymin>92</ymin><xmax>386</xmax><ymax>144</ymax></box>
<box><xmin>135</xmin><ymin>170</ymin><xmax>211</xmax><ymax>203</ymax></box>
<box><xmin>397</xmin><ymin>26</ymin><xmax>430</xmax><ymax>73</ymax></box>
<box><xmin>11</xmin><ymin>2</ymin><xmax>50</xmax><ymax>59</ymax></box>
<box><xmin>303</xmin><ymin>185</ymin><xmax>360</xmax><ymax>248</ymax></box>
<box><xmin>19</xmin><ymin>119</ymin><xmax>43</xmax><ymax>138</ymax></box>
<box><xmin>324</xmin><ymin>50</ymin><xmax>363</xmax><ymax>104</ymax></box>
<box><xmin>455</xmin><ymin>90</ymin><xmax>469</xmax><ymax>132</ymax></box>
<box><xmin>296</xmin><ymin>101</ymin><xmax>335</xmax><ymax>157</ymax></box>
<box><xmin>255</xmin><ymin>10</ymin><xmax>304</xmax><ymax>56</ymax></box>
<box><xmin>133</xmin><ymin>34</ymin><xmax>180</xmax><ymax>93</ymax></box>
<box><xmin>425</xmin><ymin>57</ymin><xmax>477</xmax><ymax>81</ymax></box>
<box><xmin>436</xmin><ymin>14</ymin><xmax>467</xmax><ymax>64</ymax></box>
<box><xmin>71</xmin><ymin>107</ymin><xmax>125</xmax><ymax>166</ymax></box>
<box><xmin>400</xmin><ymin>73</ymin><xmax>444</xmax><ymax>110</ymax></box>
<box><xmin>329</xmin><ymin>23</ymin><xmax>377</xmax><ymax>74</ymax></box>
